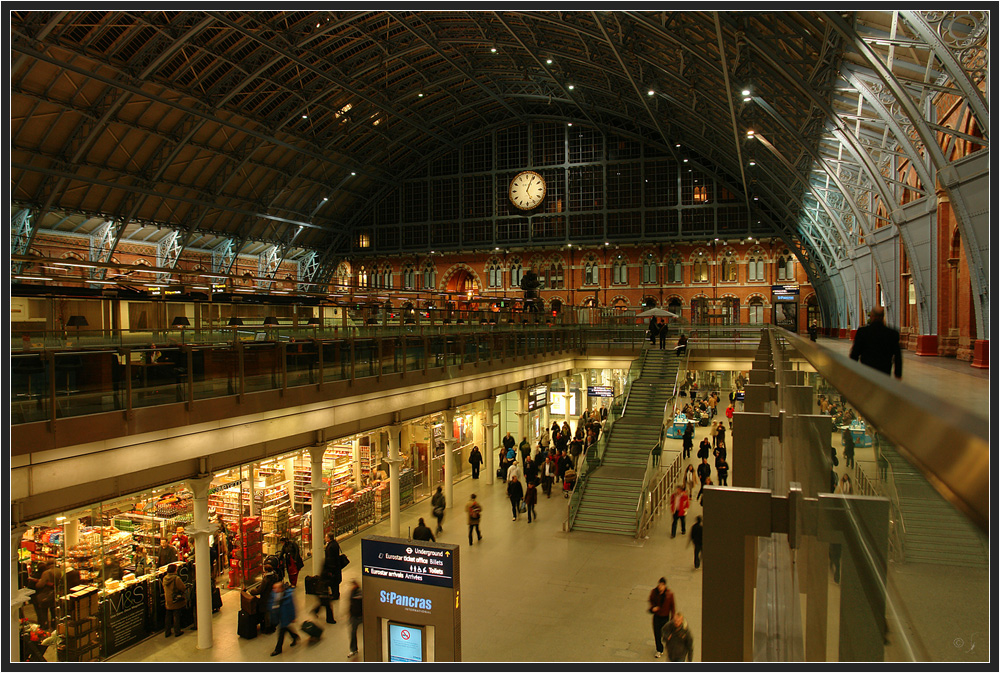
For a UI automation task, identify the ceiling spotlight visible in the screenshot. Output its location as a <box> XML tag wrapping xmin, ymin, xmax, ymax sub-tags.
<box><xmin>683</xmin><ymin>158</ymin><xmax>688</xmax><ymax>163</ymax></box>
<box><xmin>490</xmin><ymin>46</ymin><xmax>497</xmax><ymax>53</ymax></box>
<box><xmin>749</xmin><ymin>160</ymin><xmax>756</xmax><ymax>166</ymax></box>
<box><xmin>323</xmin><ymin>197</ymin><xmax>329</xmax><ymax>201</ymax></box>
<box><xmin>567</xmin><ymin>84</ymin><xmax>575</xmax><ymax>90</ymax></box>
<box><xmin>302</xmin><ymin>114</ymin><xmax>308</xmax><ymax>119</ymax></box>
<box><xmin>351</xmin><ymin>172</ymin><xmax>356</xmax><ymax>176</ymax></box>
<box><xmin>418</xmin><ymin>93</ymin><xmax>424</xmax><ymax>97</ymax></box>
<box><xmin>567</xmin><ymin>122</ymin><xmax>573</xmax><ymax>126</ymax></box>
<box><xmin>746</xmin><ymin>129</ymin><xmax>755</xmax><ymax>137</ymax></box>
<box><xmin>741</xmin><ymin>89</ymin><xmax>750</xmax><ymax>96</ymax></box>
<box><xmin>546</xmin><ymin>58</ymin><xmax>553</xmax><ymax>64</ymax></box>
<box><xmin>743</xmin><ymin>96</ymin><xmax>752</xmax><ymax>102</ymax></box>
<box><xmin>647</xmin><ymin>89</ymin><xmax>655</xmax><ymax>96</ymax></box>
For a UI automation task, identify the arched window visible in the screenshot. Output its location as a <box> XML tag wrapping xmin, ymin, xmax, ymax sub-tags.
<box><xmin>422</xmin><ymin>261</ymin><xmax>436</xmax><ymax>290</ymax></box>
<box><xmin>747</xmin><ymin>249</ymin><xmax>766</xmax><ymax>282</ymax></box>
<box><xmin>720</xmin><ymin>249</ymin><xmax>738</xmax><ymax>282</ymax></box>
<box><xmin>487</xmin><ymin>260</ymin><xmax>503</xmax><ymax>288</ymax></box>
<box><xmin>692</xmin><ymin>252</ymin><xmax>709</xmax><ymax>282</ymax></box>
<box><xmin>334</xmin><ymin>262</ymin><xmax>351</xmax><ymax>290</ymax></box>
<box><xmin>544</xmin><ymin>261</ymin><xmax>564</xmax><ymax>289</ymax></box>
<box><xmin>641</xmin><ymin>253</ymin><xmax>658</xmax><ymax>285</ymax></box>
<box><xmin>612</xmin><ymin>256</ymin><xmax>628</xmax><ymax>285</ymax></box>
<box><xmin>402</xmin><ymin>263</ymin><xmax>416</xmax><ymax>290</ymax></box>
<box><xmin>509</xmin><ymin>258</ymin><xmax>523</xmax><ymax>288</ymax></box>
<box><xmin>776</xmin><ymin>249</ymin><xmax>794</xmax><ymax>281</ymax></box>
<box><xmin>666</xmin><ymin>254</ymin><xmax>683</xmax><ymax>283</ymax></box>
<box><xmin>381</xmin><ymin>264</ymin><xmax>393</xmax><ymax>289</ymax></box>
<box><xmin>357</xmin><ymin>265</ymin><xmax>369</xmax><ymax>289</ymax></box>
<box><xmin>583</xmin><ymin>256</ymin><xmax>600</xmax><ymax>286</ymax></box>
<box><xmin>748</xmin><ymin>297</ymin><xmax>765</xmax><ymax>324</ymax></box>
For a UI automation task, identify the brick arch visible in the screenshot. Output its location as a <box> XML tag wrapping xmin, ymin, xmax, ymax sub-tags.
<box><xmin>440</xmin><ymin>263</ymin><xmax>482</xmax><ymax>294</ymax></box>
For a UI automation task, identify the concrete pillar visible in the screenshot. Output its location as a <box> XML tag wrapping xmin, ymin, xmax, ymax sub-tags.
<box><xmin>186</xmin><ymin>474</ymin><xmax>214</xmax><ymax>650</ymax></box>
<box><xmin>65</xmin><ymin>518</ymin><xmax>80</xmax><ymax>548</ymax></box>
<box><xmin>484</xmin><ymin>397</ymin><xmax>496</xmax><ymax>486</ymax></box>
<box><xmin>701</xmin><ymin>487</ymin><xmax>773</xmax><ymax>661</ymax></box>
<box><xmin>386</xmin><ymin>425</ymin><xmax>403</xmax><ymax>538</ymax></box>
<box><xmin>578</xmin><ymin>371</ymin><xmax>589</xmax><ymax>423</ymax></box>
<box><xmin>307</xmin><ymin>444</ymin><xmax>327</xmax><ymax>574</ymax></box>
<box><xmin>442</xmin><ymin>408</ymin><xmax>455</xmax><ymax>512</ymax></box>
<box><xmin>732</xmin><ymin>411</ymin><xmax>771</xmax><ymax>489</ymax></box>
<box><xmin>351</xmin><ymin>438</ymin><xmax>361</xmax><ymax>489</ymax></box>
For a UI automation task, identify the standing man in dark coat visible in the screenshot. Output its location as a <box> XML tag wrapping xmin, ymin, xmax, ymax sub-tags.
<box><xmin>658</xmin><ymin>318</ymin><xmax>669</xmax><ymax>349</ymax></box>
<box><xmin>689</xmin><ymin>515</ymin><xmax>704</xmax><ymax>569</ymax></box>
<box><xmin>468</xmin><ymin>445</ymin><xmax>483</xmax><ymax>479</ymax></box>
<box><xmin>849</xmin><ymin>307</ymin><xmax>902</xmax><ymax>378</ymax></box>
<box><xmin>312</xmin><ymin>533</ymin><xmax>342</xmax><ymax>624</ymax></box>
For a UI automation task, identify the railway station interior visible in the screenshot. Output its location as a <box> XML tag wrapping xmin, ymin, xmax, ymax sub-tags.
<box><xmin>8</xmin><ymin>9</ymin><xmax>991</xmax><ymax>666</ymax></box>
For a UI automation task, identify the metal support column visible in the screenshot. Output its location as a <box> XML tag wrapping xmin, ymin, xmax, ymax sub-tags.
<box><xmin>307</xmin><ymin>443</ymin><xmax>327</xmax><ymax>574</ymax></box>
<box><xmin>386</xmin><ymin>425</ymin><xmax>403</xmax><ymax>539</ymax></box>
<box><xmin>484</xmin><ymin>397</ymin><xmax>496</xmax><ymax>486</ymax></box>
<box><xmin>442</xmin><ymin>407</ymin><xmax>455</xmax><ymax>514</ymax></box>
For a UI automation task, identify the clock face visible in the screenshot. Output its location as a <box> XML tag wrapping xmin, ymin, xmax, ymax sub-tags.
<box><xmin>509</xmin><ymin>171</ymin><xmax>546</xmax><ymax>210</ymax></box>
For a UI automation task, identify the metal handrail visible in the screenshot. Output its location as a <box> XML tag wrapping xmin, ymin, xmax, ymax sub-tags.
<box><xmin>780</xmin><ymin>328</ymin><xmax>988</xmax><ymax>533</ymax></box>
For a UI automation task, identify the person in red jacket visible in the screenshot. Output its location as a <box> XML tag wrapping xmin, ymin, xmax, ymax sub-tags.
<box><xmin>648</xmin><ymin>577</ymin><xmax>676</xmax><ymax>658</ymax></box>
<box><xmin>670</xmin><ymin>484</ymin><xmax>690</xmax><ymax>538</ymax></box>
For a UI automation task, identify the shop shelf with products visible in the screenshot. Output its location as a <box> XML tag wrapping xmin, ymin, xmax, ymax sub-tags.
<box><xmin>399</xmin><ymin>468</ymin><xmax>414</xmax><ymax>507</ymax></box>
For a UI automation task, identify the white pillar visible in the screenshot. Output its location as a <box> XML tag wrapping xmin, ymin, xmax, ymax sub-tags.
<box><xmin>248</xmin><ymin>462</ymin><xmax>256</xmax><ymax>516</ymax></box>
<box><xmin>562</xmin><ymin>376</ymin><xmax>573</xmax><ymax>426</ymax></box>
<box><xmin>386</xmin><ymin>425</ymin><xmax>403</xmax><ymax>538</ymax></box>
<box><xmin>351</xmin><ymin>438</ymin><xmax>361</xmax><ymax>489</ymax></box>
<box><xmin>578</xmin><ymin>371</ymin><xmax>589</xmax><ymax>425</ymax></box>
<box><xmin>442</xmin><ymin>408</ymin><xmax>455</xmax><ymax>512</ymax></box>
<box><xmin>186</xmin><ymin>475</ymin><xmax>214</xmax><ymax>650</ymax></box>
<box><xmin>516</xmin><ymin>388</ymin><xmax>528</xmax><ymax>442</ymax></box>
<box><xmin>65</xmin><ymin>518</ymin><xmax>80</xmax><ymax>549</ymax></box>
<box><xmin>307</xmin><ymin>444</ymin><xmax>326</xmax><ymax>575</ymax></box>
<box><xmin>484</xmin><ymin>398</ymin><xmax>496</xmax><ymax>486</ymax></box>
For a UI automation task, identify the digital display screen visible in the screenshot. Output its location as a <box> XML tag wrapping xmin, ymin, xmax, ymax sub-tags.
<box><xmin>388</xmin><ymin>622</ymin><xmax>424</xmax><ymax>662</ymax></box>
<box><xmin>736</xmin><ymin>391</ymin><xmax>745</xmax><ymax>401</ymax></box>
<box><xmin>527</xmin><ymin>385</ymin><xmax>548</xmax><ymax>411</ymax></box>
<box><xmin>587</xmin><ymin>385</ymin><xmax>614</xmax><ymax>397</ymax></box>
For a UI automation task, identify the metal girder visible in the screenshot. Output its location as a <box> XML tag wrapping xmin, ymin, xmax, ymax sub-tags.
<box><xmin>156</xmin><ymin>231</ymin><xmax>182</xmax><ymax>285</ymax></box>
<box><xmin>823</xmin><ymin>11</ymin><xmax>989</xmax><ymax>337</ymax></box>
<box><xmin>296</xmin><ymin>251</ymin><xmax>320</xmax><ymax>293</ymax></box>
<box><xmin>211</xmin><ymin>239</ymin><xmax>238</xmax><ymax>276</ymax></box>
<box><xmin>257</xmin><ymin>245</ymin><xmax>280</xmax><ymax>291</ymax></box>
<box><xmin>899</xmin><ymin>11</ymin><xmax>989</xmax><ymax>133</ymax></box>
<box><xmin>87</xmin><ymin>220</ymin><xmax>118</xmax><ymax>282</ymax></box>
<box><xmin>11</xmin><ymin>209</ymin><xmax>34</xmax><ymax>275</ymax></box>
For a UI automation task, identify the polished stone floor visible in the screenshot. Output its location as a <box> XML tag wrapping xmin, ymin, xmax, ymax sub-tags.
<box><xmin>106</xmin><ymin>337</ymin><xmax>989</xmax><ymax>664</ymax></box>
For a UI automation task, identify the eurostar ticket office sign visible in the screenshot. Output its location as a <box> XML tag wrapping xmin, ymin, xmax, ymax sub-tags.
<box><xmin>361</xmin><ymin>535</ymin><xmax>461</xmax><ymax>662</ymax></box>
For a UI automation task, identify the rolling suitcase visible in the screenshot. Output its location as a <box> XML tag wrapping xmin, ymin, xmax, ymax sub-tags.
<box><xmin>301</xmin><ymin>620</ymin><xmax>323</xmax><ymax>640</ymax></box>
<box><xmin>237</xmin><ymin>609</ymin><xmax>258</xmax><ymax>639</ymax></box>
<box><xmin>304</xmin><ymin>575</ymin><xmax>327</xmax><ymax>596</ymax></box>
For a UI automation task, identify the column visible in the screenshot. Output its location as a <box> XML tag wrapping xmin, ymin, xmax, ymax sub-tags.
<box><xmin>578</xmin><ymin>371</ymin><xmax>589</xmax><ymax>424</ymax></box>
<box><xmin>247</xmin><ymin>462</ymin><xmax>256</xmax><ymax>517</ymax></box>
<box><xmin>441</xmin><ymin>408</ymin><xmax>455</xmax><ymax>513</ymax></box>
<box><xmin>562</xmin><ymin>376</ymin><xmax>573</xmax><ymax>427</ymax></box>
<box><xmin>386</xmin><ymin>425</ymin><xmax>403</xmax><ymax>538</ymax></box>
<box><xmin>484</xmin><ymin>397</ymin><xmax>496</xmax><ymax>486</ymax></box>
<box><xmin>516</xmin><ymin>388</ymin><xmax>528</xmax><ymax>443</ymax></box>
<box><xmin>307</xmin><ymin>444</ymin><xmax>327</xmax><ymax>574</ymax></box>
<box><xmin>186</xmin><ymin>474</ymin><xmax>214</xmax><ymax>650</ymax></box>
<box><xmin>351</xmin><ymin>438</ymin><xmax>361</xmax><ymax>489</ymax></box>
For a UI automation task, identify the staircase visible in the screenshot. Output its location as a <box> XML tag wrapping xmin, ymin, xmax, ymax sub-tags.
<box><xmin>572</xmin><ymin>349</ymin><xmax>681</xmax><ymax>535</ymax></box>
<box><xmin>883</xmin><ymin>450</ymin><xmax>987</xmax><ymax>568</ymax></box>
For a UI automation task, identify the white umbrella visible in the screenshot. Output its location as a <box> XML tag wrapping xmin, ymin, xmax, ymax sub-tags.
<box><xmin>637</xmin><ymin>307</ymin><xmax>679</xmax><ymax>318</ymax></box>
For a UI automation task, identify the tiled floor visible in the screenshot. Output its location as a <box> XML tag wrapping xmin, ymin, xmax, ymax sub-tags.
<box><xmin>107</xmin><ymin>338</ymin><xmax>989</xmax><ymax>663</ymax></box>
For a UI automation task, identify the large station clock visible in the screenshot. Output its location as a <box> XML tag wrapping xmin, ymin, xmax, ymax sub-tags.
<box><xmin>508</xmin><ymin>171</ymin><xmax>546</xmax><ymax>210</ymax></box>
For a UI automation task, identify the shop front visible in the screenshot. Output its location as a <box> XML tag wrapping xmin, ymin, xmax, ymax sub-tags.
<box><xmin>15</xmin><ymin>426</ymin><xmax>428</xmax><ymax>662</ymax></box>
